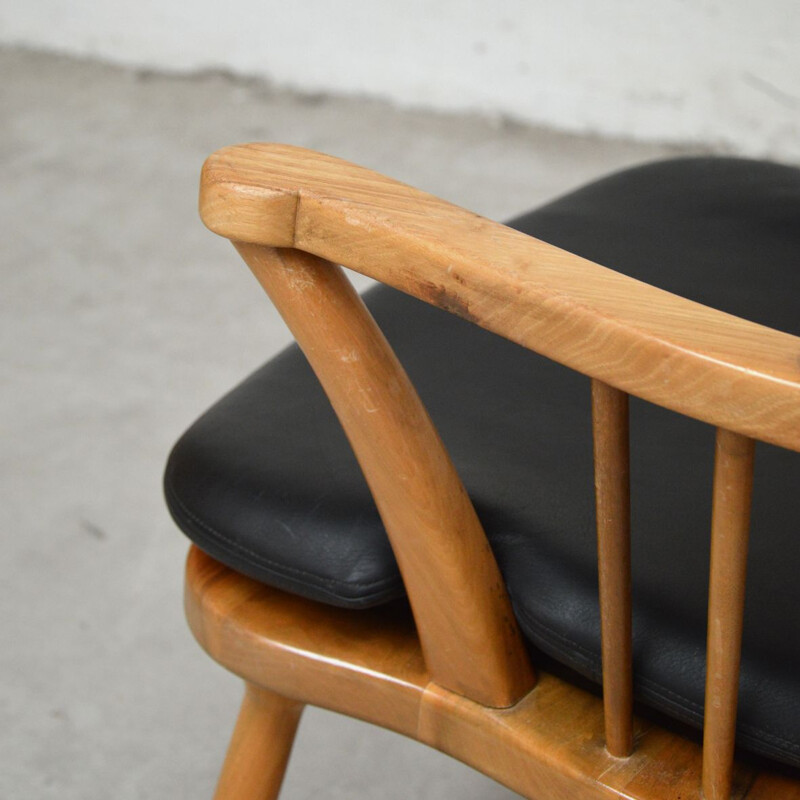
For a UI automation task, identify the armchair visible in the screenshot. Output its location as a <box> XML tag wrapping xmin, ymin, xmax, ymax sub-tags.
<box><xmin>166</xmin><ymin>144</ymin><xmax>800</xmax><ymax>799</ymax></box>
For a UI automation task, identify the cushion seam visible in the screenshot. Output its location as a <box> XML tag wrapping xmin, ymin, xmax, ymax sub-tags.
<box><xmin>165</xmin><ymin>479</ymin><xmax>402</xmax><ymax>596</ymax></box>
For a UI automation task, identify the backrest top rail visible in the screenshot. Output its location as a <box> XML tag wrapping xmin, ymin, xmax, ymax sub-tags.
<box><xmin>201</xmin><ymin>143</ymin><xmax>800</xmax><ymax>452</ymax></box>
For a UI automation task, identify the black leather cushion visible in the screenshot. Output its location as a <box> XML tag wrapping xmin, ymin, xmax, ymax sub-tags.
<box><xmin>165</xmin><ymin>158</ymin><xmax>800</xmax><ymax>767</ymax></box>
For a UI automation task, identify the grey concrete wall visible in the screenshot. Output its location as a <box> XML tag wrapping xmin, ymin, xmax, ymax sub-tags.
<box><xmin>2</xmin><ymin>1</ymin><xmax>799</xmax><ymax>161</ymax></box>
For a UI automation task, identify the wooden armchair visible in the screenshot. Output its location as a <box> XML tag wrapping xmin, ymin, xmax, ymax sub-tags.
<box><xmin>166</xmin><ymin>144</ymin><xmax>800</xmax><ymax>799</ymax></box>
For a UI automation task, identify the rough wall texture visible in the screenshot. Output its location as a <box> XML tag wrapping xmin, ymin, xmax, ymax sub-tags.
<box><xmin>3</xmin><ymin>1</ymin><xmax>799</xmax><ymax>160</ymax></box>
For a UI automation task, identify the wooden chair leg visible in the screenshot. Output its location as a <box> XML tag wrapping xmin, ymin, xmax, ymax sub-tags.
<box><xmin>213</xmin><ymin>683</ymin><xmax>304</xmax><ymax>800</ymax></box>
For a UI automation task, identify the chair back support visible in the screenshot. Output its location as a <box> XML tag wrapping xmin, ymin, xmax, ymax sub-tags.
<box><xmin>233</xmin><ymin>242</ymin><xmax>535</xmax><ymax>709</ymax></box>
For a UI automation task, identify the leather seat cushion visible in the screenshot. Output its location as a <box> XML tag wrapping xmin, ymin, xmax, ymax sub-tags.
<box><xmin>165</xmin><ymin>157</ymin><xmax>800</xmax><ymax>768</ymax></box>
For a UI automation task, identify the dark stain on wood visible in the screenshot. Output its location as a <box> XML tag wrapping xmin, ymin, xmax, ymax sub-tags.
<box><xmin>417</xmin><ymin>280</ymin><xmax>478</xmax><ymax>324</ymax></box>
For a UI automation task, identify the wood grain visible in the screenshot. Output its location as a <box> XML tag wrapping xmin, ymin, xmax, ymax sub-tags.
<box><xmin>703</xmin><ymin>429</ymin><xmax>755</xmax><ymax>800</ymax></box>
<box><xmin>186</xmin><ymin>548</ymin><xmax>799</xmax><ymax>800</ymax></box>
<box><xmin>228</xmin><ymin>243</ymin><xmax>534</xmax><ymax>708</ymax></box>
<box><xmin>184</xmin><ymin>545</ymin><xmax>428</xmax><ymax>740</ymax></box>
<box><xmin>199</xmin><ymin>143</ymin><xmax>800</xmax><ymax>454</ymax></box>
<box><xmin>591</xmin><ymin>380</ymin><xmax>633</xmax><ymax>758</ymax></box>
<box><xmin>191</xmin><ymin>144</ymin><xmax>800</xmax><ymax>798</ymax></box>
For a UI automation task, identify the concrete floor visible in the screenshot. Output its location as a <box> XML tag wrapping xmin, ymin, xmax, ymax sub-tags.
<box><xmin>1</xmin><ymin>47</ymin><xmax>706</xmax><ymax>799</ymax></box>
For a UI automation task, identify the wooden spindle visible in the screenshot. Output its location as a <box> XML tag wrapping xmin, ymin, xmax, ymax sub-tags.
<box><xmin>702</xmin><ymin>429</ymin><xmax>754</xmax><ymax>800</ymax></box>
<box><xmin>591</xmin><ymin>379</ymin><xmax>633</xmax><ymax>757</ymax></box>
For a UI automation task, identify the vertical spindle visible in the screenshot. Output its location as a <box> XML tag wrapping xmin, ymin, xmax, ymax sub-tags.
<box><xmin>592</xmin><ymin>379</ymin><xmax>633</xmax><ymax>757</ymax></box>
<box><xmin>702</xmin><ymin>428</ymin><xmax>754</xmax><ymax>800</ymax></box>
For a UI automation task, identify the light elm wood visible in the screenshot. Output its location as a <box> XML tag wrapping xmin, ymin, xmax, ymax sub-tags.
<box><xmin>230</xmin><ymin>242</ymin><xmax>534</xmax><ymax>708</ymax></box>
<box><xmin>200</xmin><ymin>143</ymin><xmax>800</xmax><ymax>454</ymax></box>
<box><xmin>591</xmin><ymin>379</ymin><xmax>633</xmax><ymax>758</ymax></box>
<box><xmin>184</xmin><ymin>546</ymin><xmax>428</xmax><ymax>739</ymax></box>
<box><xmin>702</xmin><ymin>430</ymin><xmax>755</xmax><ymax>800</ymax></box>
<box><xmin>186</xmin><ymin>144</ymin><xmax>800</xmax><ymax>799</ymax></box>
<box><xmin>213</xmin><ymin>684</ymin><xmax>303</xmax><ymax>800</ymax></box>
<box><xmin>186</xmin><ymin>548</ymin><xmax>794</xmax><ymax>800</ymax></box>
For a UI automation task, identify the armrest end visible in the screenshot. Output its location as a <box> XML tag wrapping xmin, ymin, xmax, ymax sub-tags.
<box><xmin>200</xmin><ymin>145</ymin><xmax>300</xmax><ymax>246</ymax></box>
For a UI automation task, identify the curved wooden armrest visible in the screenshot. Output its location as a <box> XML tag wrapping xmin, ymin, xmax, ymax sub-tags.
<box><xmin>201</xmin><ymin>143</ymin><xmax>800</xmax><ymax>453</ymax></box>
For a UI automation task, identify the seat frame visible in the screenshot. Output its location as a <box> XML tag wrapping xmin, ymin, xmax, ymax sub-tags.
<box><xmin>183</xmin><ymin>144</ymin><xmax>800</xmax><ymax>799</ymax></box>
<box><xmin>188</xmin><ymin>546</ymin><xmax>799</xmax><ymax>800</ymax></box>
